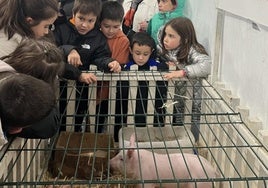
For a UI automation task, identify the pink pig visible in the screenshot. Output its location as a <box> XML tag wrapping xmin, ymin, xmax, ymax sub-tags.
<box><xmin>110</xmin><ymin>134</ymin><xmax>219</xmax><ymax>188</ymax></box>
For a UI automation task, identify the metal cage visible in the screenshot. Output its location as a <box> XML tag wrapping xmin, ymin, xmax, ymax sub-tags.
<box><xmin>0</xmin><ymin>69</ymin><xmax>267</xmax><ymax>188</ymax></box>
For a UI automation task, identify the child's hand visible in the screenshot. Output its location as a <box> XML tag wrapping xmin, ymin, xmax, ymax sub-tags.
<box><xmin>163</xmin><ymin>70</ymin><xmax>184</xmax><ymax>80</ymax></box>
<box><xmin>78</xmin><ymin>73</ymin><xmax>97</xmax><ymax>84</ymax></box>
<box><xmin>166</xmin><ymin>61</ymin><xmax>176</xmax><ymax>66</ymax></box>
<box><xmin>108</xmin><ymin>60</ymin><xmax>121</xmax><ymax>73</ymax></box>
<box><xmin>68</xmin><ymin>49</ymin><xmax>82</xmax><ymax>67</ymax></box>
<box><xmin>139</xmin><ymin>20</ymin><xmax>149</xmax><ymax>31</ymax></box>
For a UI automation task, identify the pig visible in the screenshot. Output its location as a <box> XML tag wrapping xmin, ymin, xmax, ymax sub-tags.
<box><xmin>110</xmin><ymin>134</ymin><xmax>219</xmax><ymax>188</ymax></box>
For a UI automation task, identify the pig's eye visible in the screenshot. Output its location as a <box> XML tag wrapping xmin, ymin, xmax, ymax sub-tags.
<box><xmin>120</xmin><ymin>157</ymin><xmax>124</xmax><ymax>161</ymax></box>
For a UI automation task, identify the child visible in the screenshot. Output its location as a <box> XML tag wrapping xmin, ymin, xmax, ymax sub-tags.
<box><xmin>116</xmin><ymin>32</ymin><xmax>167</xmax><ymax>138</ymax></box>
<box><xmin>147</xmin><ymin>0</ymin><xmax>185</xmax><ymax>44</ymax></box>
<box><xmin>159</xmin><ymin>17</ymin><xmax>212</xmax><ymax>141</ymax></box>
<box><xmin>0</xmin><ymin>70</ymin><xmax>56</xmax><ymax>148</ymax></box>
<box><xmin>53</xmin><ymin>0</ymin><xmax>121</xmax><ymax>132</ymax></box>
<box><xmin>1</xmin><ymin>38</ymin><xmax>64</xmax><ymax>88</ymax></box>
<box><xmin>0</xmin><ymin>0</ymin><xmax>58</xmax><ymax>56</ymax></box>
<box><xmin>97</xmin><ymin>1</ymin><xmax>130</xmax><ymax>133</ymax></box>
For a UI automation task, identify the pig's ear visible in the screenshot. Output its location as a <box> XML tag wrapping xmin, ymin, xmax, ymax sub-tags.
<box><xmin>129</xmin><ymin>133</ymin><xmax>136</xmax><ymax>146</ymax></box>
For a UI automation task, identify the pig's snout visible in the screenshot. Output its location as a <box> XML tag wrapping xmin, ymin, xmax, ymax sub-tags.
<box><xmin>109</xmin><ymin>157</ymin><xmax>121</xmax><ymax>175</ymax></box>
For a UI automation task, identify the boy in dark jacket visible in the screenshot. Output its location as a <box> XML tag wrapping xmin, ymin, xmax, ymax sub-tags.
<box><xmin>53</xmin><ymin>0</ymin><xmax>121</xmax><ymax>132</ymax></box>
<box><xmin>115</xmin><ymin>32</ymin><xmax>167</xmax><ymax>139</ymax></box>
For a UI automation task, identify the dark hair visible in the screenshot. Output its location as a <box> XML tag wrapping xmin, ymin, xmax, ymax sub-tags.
<box><xmin>157</xmin><ymin>0</ymin><xmax>177</xmax><ymax>6</ymax></box>
<box><xmin>0</xmin><ymin>73</ymin><xmax>56</xmax><ymax>128</ymax></box>
<box><xmin>130</xmin><ymin>32</ymin><xmax>156</xmax><ymax>59</ymax></box>
<box><xmin>0</xmin><ymin>0</ymin><xmax>59</xmax><ymax>39</ymax></box>
<box><xmin>99</xmin><ymin>1</ymin><xmax>124</xmax><ymax>23</ymax></box>
<box><xmin>1</xmin><ymin>38</ymin><xmax>64</xmax><ymax>87</ymax></box>
<box><xmin>160</xmin><ymin>17</ymin><xmax>207</xmax><ymax>63</ymax></box>
<box><xmin>72</xmin><ymin>0</ymin><xmax>102</xmax><ymax>16</ymax></box>
<box><xmin>131</xmin><ymin>32</ymin><xmax>156</xmax><ymax>50</ymax></box>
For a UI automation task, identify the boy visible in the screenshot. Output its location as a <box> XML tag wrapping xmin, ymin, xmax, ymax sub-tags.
<box><xmin>97</xmin><ymin>1</ymin><xmax>130</xmax><ymax>133</ymax></box>
<box><xmin>116</xmin><ymin>32</ymin><xmax>167</xmax><ymax>139</ymax></box>
<box><xmin>0</xmin><ymin>72</ymin><xmax>56</xmax><ymax>148</ymax></box>
<box><xmin>53</xmin><ymin>0</ymin><xmax>121</xmax><ymax>132</ymax></box>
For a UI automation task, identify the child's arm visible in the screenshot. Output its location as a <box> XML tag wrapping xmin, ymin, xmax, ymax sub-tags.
<box><xmin>108</xmin><ymin>60</ymin><xmax>121</xmax><ymax>73</ymax></box>
<box><xmin>67</xmin><ymin>49</ymin><xmax>82</xmax><ymax>67</ymax></box>
<box><xmin>184</xmin><ymin>48</ymin><xmax>211</xmax><ymax>78</ymax></box>
<box><xmin>163</xmin><ymin>69</ymin><xmax>186</xmax><ymax>80</ymax></box>
<box><xmin>78</xmin><ymin>72</ymin><xmax>97</xmax><ymax>84</ymax></box>
<box><xmin>92</xmin><ymin>37</ymin><xmax>121</xmax><ymax>72</ymax></box>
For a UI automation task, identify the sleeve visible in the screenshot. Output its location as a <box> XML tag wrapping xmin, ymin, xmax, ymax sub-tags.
<box><xmin>52</xmin><ymin>24</ymin><xmax>76</xmax><ymax>56</ymax></box>
<box><xmin>61</xmin><ymin>63</ymin><xmax>82</xmax><ymax>80</ymax></box>
<box><xmin>131</xmin><ymin>0</ymin><xmax>143</xmax><ymax>10</ymax></box>
<box><xmin>112</xmin><ymin>38</ymin><xmax>130</xmax><ymax>65</ymax></box>
<box><xmin>185</xmin><ymin>49</ymin><xmax>212</xmax><ymax>78</ymax></box>
<box><xmin>92</xmin><ymin>38</ymin><xmax>114</xmax><ymax>72</ymax></box>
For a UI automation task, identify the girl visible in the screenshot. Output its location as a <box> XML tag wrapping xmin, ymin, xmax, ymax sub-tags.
<box><xmin>159</xmin><ymin>17</ymin><xmax>212</xmax><ymax>141</ymax></box>
<box><xmin>0</xmin><ymin>0</ymin><xmax>59</xmax><ymax>56</ymax></box>
<box><xmin>147</xmin><ymin>0</ymin><xmax>185</xmax><ymax>43</ymax></box>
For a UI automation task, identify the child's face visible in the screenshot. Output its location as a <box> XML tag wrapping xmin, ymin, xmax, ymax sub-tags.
<box><xmin>163</xmin><ymin>25</ymin><xmax>181</xmax><ymax>50</ymax></box>
<box><xmin>73</xmin><ymin>12</ymin><xmax>97</xmax><ymax>35</ymax></box>
<box><xmin>29</xmin><ymin>15</ymin><xmax>57</xmax><ymax>39</ymax></box>
<box><xmin>158</xmin><ymin>0</ymin><xmax>176</xmax><ymax>12</ymax></box>
<box><xmin>130</xmin><ymin>43</ymin><xmax>152</xmax><ymax>66</ymax></box>
<box><xmin>100</xmin><ymin>19</ymin><xmax>122</xmax><ymax>39</ymax></box>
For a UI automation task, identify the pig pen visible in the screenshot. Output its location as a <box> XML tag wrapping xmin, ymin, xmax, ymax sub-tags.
<box><xmin>0</xmin><ymin>68</ymin><xmax>267</xmax><ymax>188</ymax></box>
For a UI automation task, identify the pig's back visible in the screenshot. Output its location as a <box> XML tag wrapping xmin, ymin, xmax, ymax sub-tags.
<box><xmin>170</xmin><ymin>153</ymin><xmax>217</xmax><ymax>179</ymax></box>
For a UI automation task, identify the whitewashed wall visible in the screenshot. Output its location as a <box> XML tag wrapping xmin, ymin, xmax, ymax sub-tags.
<box><xmin>184</xmin><ymin>0</ymin><xmax>268</xmax><ymax>130</ymax></box>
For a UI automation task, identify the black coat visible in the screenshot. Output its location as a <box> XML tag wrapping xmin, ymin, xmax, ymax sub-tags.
<box><xmin>53</xmin><ymin>20</ymin><xmax>114</xmax><ymax>72</ymax></box>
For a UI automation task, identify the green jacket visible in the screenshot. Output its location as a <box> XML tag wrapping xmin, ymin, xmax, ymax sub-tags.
<box><xmin>147</xmin><ymin>0</ymin><xmax>185</xmax><ymax>43</ymax></box>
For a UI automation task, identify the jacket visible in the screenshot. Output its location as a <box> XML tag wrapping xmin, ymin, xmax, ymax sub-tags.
<box><xmin>0</xmin><ymin>30</ymin><xmax>22</xmax><ymax>58</ymax></box>
<box><xmin>107</xmin><ymin>30</ymin><xmax>129</xmax><ymax>65</ymax></box>
<box><xmin>147</xmin><ymin>0</ymin><xmax>185</xmax><ymax>43</ymax></box>
<box><xmin>159</xmin><ymin>46</ymin><xmax>212</xmax><ymax>78</ymax></box>
<box><xmin>53</xmin><ymin>19</ymin><xmax>114</xmax><ymax>72</ymax></box>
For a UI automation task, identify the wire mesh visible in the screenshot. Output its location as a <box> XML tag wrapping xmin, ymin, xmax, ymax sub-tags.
<box><xmin>0</xmin><ymin>70</ymin><xmax>267</xmax><ymax>188</ymax></box>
